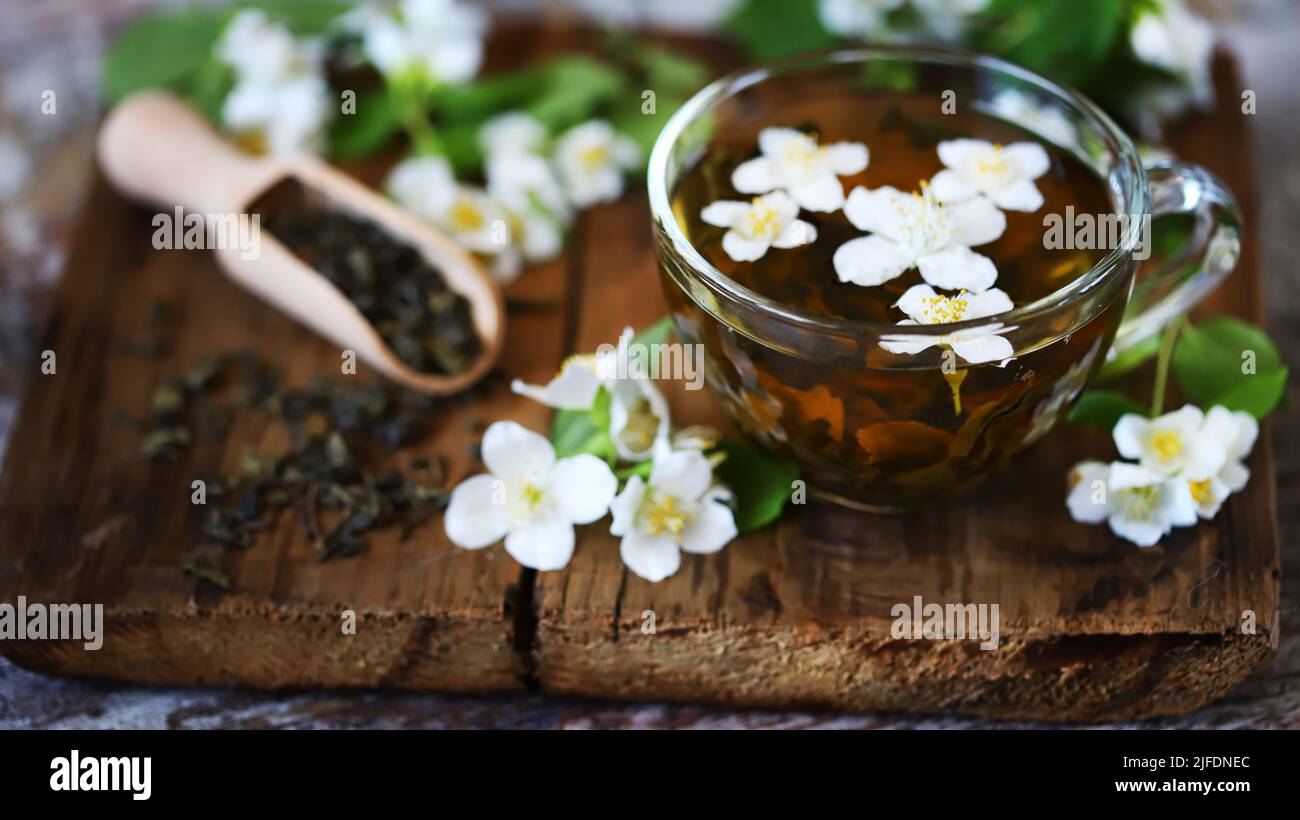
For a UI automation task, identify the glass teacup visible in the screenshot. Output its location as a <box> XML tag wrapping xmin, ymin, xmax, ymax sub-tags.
<box><xmin>648</xmin><ymin>47</ymin><xmax>1241</xmax><ymax>511</ymax></box>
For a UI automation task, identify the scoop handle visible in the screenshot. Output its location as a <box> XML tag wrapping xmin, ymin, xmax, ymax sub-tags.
<box><xmin>97</xmin><ymin>91</ymin><xmax>279</xmax><ymax>215</ymax></box>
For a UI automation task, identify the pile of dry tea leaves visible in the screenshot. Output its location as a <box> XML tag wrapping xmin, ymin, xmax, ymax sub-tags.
<box><xmin>134</xmin><ymin>351</ymin><xmax>471</xmax><ymax>589</ymax></box>
<box><xmin>265</xmin><ymin>205</ymin><xmax>484</xmax><ymax>376</ymax></box>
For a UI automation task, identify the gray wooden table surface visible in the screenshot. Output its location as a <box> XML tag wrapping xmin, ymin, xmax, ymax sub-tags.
<box><xmin>0</xmin><ymin>0</ymin><xmax>1295</xmax><ymax>729</ymax></box>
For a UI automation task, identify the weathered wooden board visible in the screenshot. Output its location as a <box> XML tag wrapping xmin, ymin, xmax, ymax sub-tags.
<box><xmin>531</xmin><ymin>53</ymin><xmax>1280</xmax><ymax>721</ymax></box>
<box><xmin>0</xmin><ymin>22</ymin><xmax>1278</xmax><ymax>722</ymax></box>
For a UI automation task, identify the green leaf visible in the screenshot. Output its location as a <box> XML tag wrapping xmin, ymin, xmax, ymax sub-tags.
<box><xmin>978</xmin><ymin>0</ymin><xmax>1125</xmax><ymax>86</ymax></box>
<box><xmin>611</xmin><ymin>93</ymin><xmax>685</xmax><ymax>167</ymax></box>
<box><xmin>102</xmin><ymin>9</ymin><xmax>228</xmax><ymax>103</ymax></box>
<box><xmin>526</xmin><ymin>56</ymin><xmax>628</xmax><ymax>131</ymax></box>
<box><xmin>430</xmin><ymin>68</ymin><xmax>549</xmax><ymax>124</ymax></box>
<box><xmin>550</xmin><ymin>388</ymin><xmax>615</xmax><ymax>461</ymax></box>
<box><xmin>1067</xmin><ymin>389</ymin><xmax>1148</xmax><ymax>430</ymax></box>
<box><xmin>632</xmin><ymin>316</ymin><xmax>675</xmax><ymax>348</ymax></box>
<box><xmin>713</xmin><ymin>439</ymin><xmax>799</xmax><ymax>532</ymax></box>
<box><xmin>628</xmin><ymin>43</ymin><xmax>709</xmax><ymax>98</ymax></box>
<box><xmin>725</xmin><ymin>0</ymin><xmax>839</xmax><ymax>61</ymax></box>
<box><xmin>329</xmin><ymin>86</ymin><xmax>400</xmax><ymax>159</ymax></box>
<box><xmin>1213</xmin><ymin>368</ymin><xmax>1289</xmax><ymax>419</ymax></box>
<box><xmin>1173</xmin><ymin>317</ymin><xmax>1287</xmax><ymax>417</ymax></box>
<box><xmin>1096</xmin><ymin>332</ymin><xmax>1161</xmax><ymax>383</ymax></box>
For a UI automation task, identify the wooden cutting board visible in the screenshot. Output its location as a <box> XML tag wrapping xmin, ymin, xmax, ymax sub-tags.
<box><xmin>0</xmin><ymin>23</ymin><xmax>1278</xmax><ymax>721</ymax></box>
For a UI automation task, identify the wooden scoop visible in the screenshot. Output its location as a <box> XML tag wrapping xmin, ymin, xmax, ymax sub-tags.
<box><xmin>97</xmin><ymin>91</ymin><xmax>504</xmax><ymax>395</ymax></box>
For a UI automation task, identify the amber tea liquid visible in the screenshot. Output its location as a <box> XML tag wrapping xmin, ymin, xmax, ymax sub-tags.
<box><xmin>662</xmin><ymin>95</ymin><xmax>1127</xmax><ymax>508</ymax></box>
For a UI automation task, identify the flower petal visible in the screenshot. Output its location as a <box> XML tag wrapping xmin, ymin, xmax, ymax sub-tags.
<box><xmin>788</xmin><ymin>174</ymin><xmax>845</xmax><ymax>213</ymax></box>
<box><xmin>757</xmin><ymin>126</ymin><xmax>806</xmax><ymax>157</ymax></box>
<box><xmin>505</xmin><ymin>516</ymin><xmax>575</xmax><ymax>571</ymax></box>
<box><xmin>680</xmin><ymin>494</ymin><xmax>738</xmax><ymax>554</ymax></box>
<box><xmin>928</xmin><ymin>169</ymin><xmax>977</xmax><ymax>203</ymax></box>
<box><xmin>1108</xmin><ymin>512</ymin><xmax>1166</xmax><ymax>547</ymax></box>
<box><xmin>1066</xmin><ymin>460</ymin><xmax>1111</xmax><ymax>523</ymax></box>
<box><xmin>937</xmin><ymin>138</ymin><xmax>985</xmax><ymax>171</ymax></box>
<box><xmin>444</xmin><ymin>473</ymin><xmax>509</xmax><ymax>549</ymax></box>
<box><xmin>833</xmin><ymin>235</ymin><xmax>913</xmax><ymax>286</ymax></box>
<box><xmin>1164</xmin><ymin>479</ymin><xmax>1199</xmax><ymax>527</ymax></box>
<box><xmin>879</xmin><ymin>323</ymin><xmax>936</xmax><ymax>356</ymax></box>
<box><xmin>481</xmin><ymin>420</ymin><xmax>556</xmax><ymax>480</ymax></box>
<box><xmin>947</xmin><ymin>196</ymin><xmax>1007</xmax><ymax>247</ymax></box>
<box><xmin>1220</xmin><ymin>460</ymin><xmax>1251</xmax><ymax>493</ymax></box>
<box><xmin>843</xmin><ymin>185</ymin><xmax>908</xmax><ymax>238</ymax></box>
<box><xmin>987</xmin><ymin>178</ymin><xmax>1044</xmax><ymax>212</ymax></box>
<box><xmin>609</xmin><ymin>475</ymin><xmax>647</xmax><ymax>537</ymax></box>
<box><xmin>771</xmin><ymin>219</ymin><xmax>817</xmax><ymax>249</ymax></box>
<box><xmin>649</xmin><ymin>448</ymin><xmax>714</xmax><ymax>501</ymax></box>
<box><xmin>549</xmin><ymin>453</ymin><xmax>617</xmax><ymax>525</ymax></box>
<box><xmin>1108</xmin><ymin>461</ymin><xmax>1163</xmax><ymax>491</ymax></box>
<box><xmin>964</xmin><ymin>287</ymin><xmax>1015</xmax><ymax>319</ymax></box>
<box><xmin>826</xmin><ymin>141</ymin><xmax>869</xmax><ymax>175</ymax></box>
<box><xmin>511</xmin><ymin>360</ymin><xmax>602</xmax><ymax>410</ymax></box>
<box><xmin>916</xmin><ymin>246</ymin><xmax>998</xmax><ymax>293</ymax></box>
<box><xmin>619</xmin><ymin>529</ymin><xmax>681</xmax><ymax>582</ymax></box>
<box><xmin>731</xmin><ymin>157</ymin><xmax>777</xmax><ymax>194</ymax></box>
<box><xmin>1111</xmin><ymin>414</ymin><xmax>1150</xmax><ymax>460</ymax></box>
<box><xmin>951</xmin><ymin>333</ymin><xmax>1013</xmax><ymax>364</ymax></box>
<box><xmin>722</xmin><ymin>231</ymin><xmax>770</xmax><ymax>262</ymax></box>
<box><xmin>894</xmin><ymin>284</ymin><xmax>938</xmax><ymax>319</ymax></box>
<box><xmin>700</xmin><ymin>200</ymin><xmax>750</xmax><ymax>228</ymax></box>
<box><xmin>1005</xmin><ymin>141</ymin><xmax>1050</xmax><ymax>178</ymax></box>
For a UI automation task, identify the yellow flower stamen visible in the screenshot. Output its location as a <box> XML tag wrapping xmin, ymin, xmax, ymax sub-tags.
<box><xmin>580</xmin><ymin>144</ymin><xmax>609</xmax><ymax>170</ymax></box>
<box><xmin>1189</xmin><ymin>478</ymin><xmax>1214</xmax><ymax>505</ymax></box>
<box><xmin>742</xmin><ymin>197</ymin><xmax>781</xmax><ymax>240</ymax></box>
<box><xmin>644</xmin><ymin>493</ymin><xmax>693</xmax><ymax>542</ymax></box>
<box><xmin>1123</xmin><ymin>485</ymin><xmax>1161</xmax><ymax>520</ymax></box>
<box><xmin>921</xmin><ymin>291</ymin><xmax>970</xmax><ymax>324</ymax></box>
<box><xmin>1150</xmin><ymin>430</ymin><xmax>1183</xmax><ymax>461</ymax></box>
<box><xmin>449</xmin><ymin>200</ymin><xmax>486</xmax><ymax>232</ymax></box>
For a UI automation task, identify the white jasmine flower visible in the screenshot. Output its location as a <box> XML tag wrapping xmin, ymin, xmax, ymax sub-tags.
<box><xmin>834</xmin><ymin>184</ymin><xmax>1005</xmax><ymax>289</ymax></box>
<box><xmin>1112</xmin><ymin>405</ymin><xmax>1226</xmax><ymax>480</ymax></box>
<box><xmin>486</xmin><ymin>151</ymin><xmax>571</xmax><ymax>265</ymax></box>
<box><xmin>1130</xmin><ymin>0</ymin><xmax>1215</xmax><ymax>107</ymax></box>
<box><xmin>512</xmin><ymin>328</ymin><xmax>672</xmax><ymax>462</ymax></box>
<box><xmin>1190</xmin><ymin>406</ymin><xmax>1259</xmax><ymax>517</ymax></box>
<box><xmin>610</xmin><ymin>447</ymin><xmax>738</xmax><ymax>582</ymax></box>
<box><xmin>221</xmin><ymin>74</ymin><xmax>332</xmax><ymax>155</ymax></box>
<box><xmin>385</xmin><ymin>156</ymin><xmax>523</xmax><ymax>282</ymax></box>
<box><xmin>988</xmin><ymin>89</ymin><xmax>1079</xmax><ymax>150</ymax></box>
<box><xmin>214</xmin><ymin>11</ymin><xmax>331</xmax><ymax>155</ymax></box>
<box><xmin>352</xmin><ymin>0</ymin><xmax>487</xmax><ymax>85</ymax></box>
<box><xmin>818</xmin><ymin>0</ymin><xmax>904</xmax><ymax>39</ymax></box>
<box><xmin>731</xmin><ymin>127</ymin><xmax>869</xmax><ymax>213</ymax></box>
<box><xmin>879</xmin><ymin>284</ymin><xmax>1014</xmax><ymax>364</ymax></box>
<box><xmin>479</xmin><ymin>111</ymin><xmax>548</xmax><ymax>157</ymax></box>
<box><xmin>930</xmin><ymin>138</ymin><xmax>1051</xmax><ymax>212</ymax></box>
<box><xmin>701</xmin><ymin>191</ymin><xmax>817</xmax><ymax>263</ymax></box>
<box><xmin>216</xmin><ymin>9</ymin><xmax>320</xmax><ymax>80</ymax></box>
<box><xmin>1066</xmin><ymin>460</ymin><xmax>1197</xmax><ymax>547</ymax></box>
<box><xmin>444</xmin><ymin>421</ymin><xmax>616</xmax><ymax>571</ymax></box>
<box><xmin>553</xmin><ymin>120</ymin><xmax>640</xmax><ymax>208</ymax></box>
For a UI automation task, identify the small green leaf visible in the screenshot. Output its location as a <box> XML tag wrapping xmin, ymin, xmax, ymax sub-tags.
<box><xmin>329</xmin><ymin>86</ymin><xmax>400</xmax><ymax>159</ymax></box>
<box><xmin>632</xmin><ymin>316</ymin><xmax>675</xmax><ymax>348</ymax></box>
<box><xmin>1173</xmin><ymin>317</ymin><xmax>1286</xmax><ymax>417</ymax></box>
<box><xmin>1067</xmin><ymin>389</ymin><xmax>1148</xmax><ymax>430</ymax></box>
<box><xmin>725</xmin><ymin>0</ymin><xmax>839</xmax><ymax>61</ymax></box>
<box><xmin>431</xmin><ymin>68</ymin><xmax>549</xmax><ymax>124</ymax></box>
<box><xmin>526</xmin><ymin>56</ymin><xmax>627</xmax><ymax>131</ymax></box>
<box><xmin>628</xmin><ymin>43</ymin><xmax>709</xmax><ymax>98</ymax></box>
<box><xmin>713</xmin><ymin>439</ymin><xmax>799</xmax><ymax>532</ymax></box>
<box><xmin>102</xmin><ymin>9</ymin><xmax>228</xmax><ymax>103</ymax></box>
<box><xmin>550</xmin><ymin>388</ymin><xmax>615</xmax><ymax>461</ymax></box>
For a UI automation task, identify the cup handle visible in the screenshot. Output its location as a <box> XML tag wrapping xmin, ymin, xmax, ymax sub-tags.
<box><xmin>1109</xmin><ymin>160</ymin><xmax>1243</xmax><ymax>356</ymax></box>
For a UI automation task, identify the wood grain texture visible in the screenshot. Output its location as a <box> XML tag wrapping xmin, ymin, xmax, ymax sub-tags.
<box><xmin>0</xmin><ymin>21</ymin><xmax>1279</xmax><ymax>722</ymax></box>
<box><xmin>530</xmin><ymin>53</ymin><xmax>1281</xmax><ymax>721</ymax></box>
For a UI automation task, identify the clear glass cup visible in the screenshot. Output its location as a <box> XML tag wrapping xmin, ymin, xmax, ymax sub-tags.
<box><xmin>648</xmin><ymin>47</ymin><xmax>1241</xmax><ymax>511</ymax></box>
